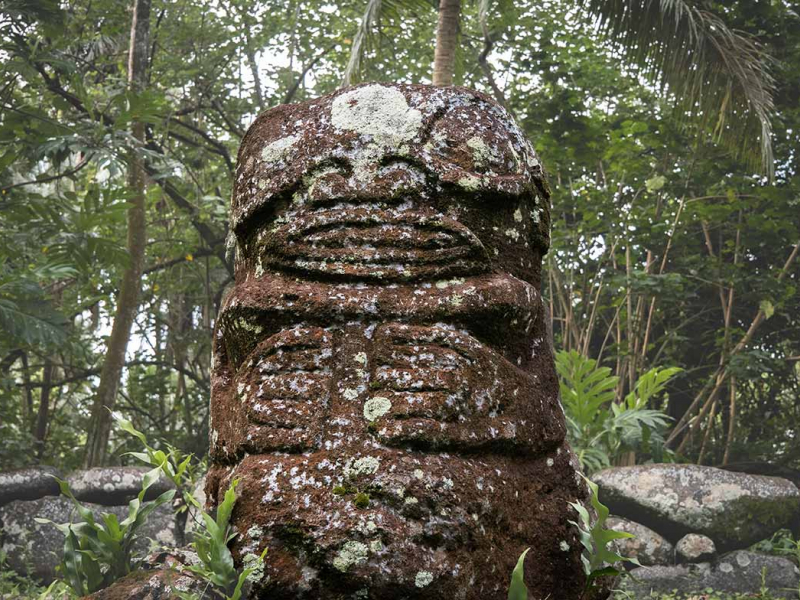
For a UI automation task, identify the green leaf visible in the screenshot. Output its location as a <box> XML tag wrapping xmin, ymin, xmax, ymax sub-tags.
<box><xmin>216</xmin><ymin>479</ymin><xmax>238</xmax><ymax>534</ymax></box>
<box><xmin>760</xmin><ymin>299</ymin><xmax>775</xmax><ymax>319</ymax></box>
<box><xmin>114</xmin><ymin>413</ymin><xmax>149</xmax><ymax>446</ymax></box>
<box><xmin>61</xmin><ymin>527</ymin><xmax>87</xmax><ymax>596</ymax></box>
<box><xmin>507</xmin><ymin>548</ymin><xmax>529</xmax><ymax>600</ymax></box>
<box><xmin>140</xmin><ymin>465</ymin><xmax>164</xmax><ymax>495</ymax></box>
<box><xmin>645</xmin><ymin>174</ymin><xmax>666</xmax><ymax>192</ymax></box>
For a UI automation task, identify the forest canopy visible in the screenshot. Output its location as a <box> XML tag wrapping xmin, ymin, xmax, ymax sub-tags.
<box><xmin>1</xmin><ymin>0</ymin><xmax>798</xmax><ymax>475</ymax></box>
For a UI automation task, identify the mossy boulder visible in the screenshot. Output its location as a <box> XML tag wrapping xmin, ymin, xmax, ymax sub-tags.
<box><xmin>67</xmin><ymin>466</ymin><xmax>175</xmax><ymax>505</ymax></box>
<box><xmin>0</xmin><ymin>467</ymin><xmax>62</xmax><ymax>507</ymax></box>
<box><xmin>620</xmin><ymin>550</ymin><xmax>799</xmax><ymax>599</ymax></box>
<box><xmin>595</xmin><ymin>464</ymin><xmax>800</xmax><ymax>551</ymax></box>
<box><xmin>0</xmin><ymin>496</ymin><xmax>177</xmax><ymax>583</ymax></box>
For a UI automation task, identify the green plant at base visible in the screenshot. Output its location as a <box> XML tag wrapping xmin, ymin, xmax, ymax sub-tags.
<box><xmin>115</xmin><ymin>412</ymin><xmax>201</xmax><ymax>526</ymax></box>
<box><xmin>178</xmin><ymin>480</ymin><xmax>267</xmax><ymax>600</ymax></box>
<box><xmin>569</xmin><ymin>476</ymin><xmax>640</xmax><ymax>594</ymax></box>
<box><xmin>751</xmin><ymin>528</ymin><xmax>799</xmax><ymax>562</ymax></box>
<box><xmin>114</xmin><ymin>413</ymin><xmax>266</xmax><ymax>600</ymax></box>
<box><xmin>556</xmin><ymin>350</ymin><xmax>680</xmax><ymax>473</ymax></box>
<box><xmin>507</xmin><ymin>547</ymin><xmax>530</xmax><ymax>600</ymax></box>
<box><xmin>0</xmin><ymin>551</ymin><xmax>76</xmax><ymax>599</ymax></box>
<box><xmin>35</xmin><ymin>471</ymin><xmax>175</xmax><ymax>595</ymax></box>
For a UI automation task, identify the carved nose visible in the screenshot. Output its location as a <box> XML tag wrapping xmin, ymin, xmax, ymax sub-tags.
<box><xmin>363</xmin><ymin>162</ymin><xmax>425</xmax><ymax>201</ymax></box>
<box><xmin>308</xmin><ymin>171</ymin><xmax>352</xmax><ymax>204</ymax></box>
<box><xmin>308</xmin><ymin>162</ymin><xmax>425</xmax><ymax>206</ymax></box>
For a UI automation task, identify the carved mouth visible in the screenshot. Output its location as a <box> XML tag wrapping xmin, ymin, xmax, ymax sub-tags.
<box><xmin>261</xmin><ymin>208</ymin><xmax>490</xmax><ymax>281</ymax></box>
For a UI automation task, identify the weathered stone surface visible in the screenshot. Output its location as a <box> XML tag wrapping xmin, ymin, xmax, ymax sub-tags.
<box><xmin>207</xmin><ymin>83</ymin><xmax>590</xmax><ymax>599</ymax></box>
<box><xmin>85</xmin><ymin>549</ymin><xmax>209</xmax><ymax>600</ymax></box>
<box><xmin>675</xmin><ymin>532</ymin><xmax>716</xmax><ymax>563</ymax></box>
<box><xmin>67</xmin><ymin>466</ymin><xmax>175</xmax><ymax>505</ymax></box>
<box><xmin>594</xmin><ymin>464</ymin><xmax>800</xmax><ymax>550</ymax></box>
<box><xmin>621</xmin><ymin>551</ymin><xmax>800</xmax><ymax>599</ymax></box>
<box><xmin>0</xmin><ymin>496</ymin><xmax>177</xmax><ymax>583</ymax></box>
<box><xmin>0</xmin><ymin>466</ymin><xmax>62</xmax><ymax>506</ymax></box>
<box><xmin>607</xmin><ymin>516</ymin><xmax>674</xmax><ymax>566</ymax></box>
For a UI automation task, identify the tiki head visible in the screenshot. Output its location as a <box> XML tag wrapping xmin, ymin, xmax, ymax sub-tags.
<box><xmin>207</xmin><ymin>84</ymin><xmax>587</xmax><ymax>600</ymax></box>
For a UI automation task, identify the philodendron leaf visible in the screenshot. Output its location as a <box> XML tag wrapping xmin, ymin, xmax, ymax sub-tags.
<box><xmin>507</xmin><ymin>547</ymin><xmax>530</xmax><ymax>600</ymax></box>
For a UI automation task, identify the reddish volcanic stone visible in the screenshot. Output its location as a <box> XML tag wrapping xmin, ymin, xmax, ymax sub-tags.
<box><xmin>206</xmin><ymin>83</ymin><xmax>589</xmax><ymax>599</ymax></box>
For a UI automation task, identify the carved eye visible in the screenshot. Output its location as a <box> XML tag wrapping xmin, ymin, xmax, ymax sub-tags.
<box><xmin>218</xmin><ymin>311</ymin><xmax>269</xmax><ymax>372</ymax></box>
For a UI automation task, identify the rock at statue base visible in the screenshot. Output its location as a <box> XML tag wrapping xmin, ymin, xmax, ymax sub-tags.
<box><xmin>0</xmin><ymin>496</ymin><xmax>176</xmax><ymax>583</ymax></box>
<box><xmin>594</xmin><ymin>464</ymin><xmax>800</xmax><ymax>550</ymax></box>
<box><xmin>675</xmin><ymin>532</ymin><xmax>716</xmax><ymax>563</ymax></box>
<box><xmin>621</xmin><ymin>550</ymin><xmax>800</xmax><ymax>599</ymax></box>
<box><xmin>0</xmin><ymin>466</ymin><xmax>62</xmax><ymax>507</ymax></box>
<box><xmin>83</xmin><ymin>549</ymin><xmax>208</xmax><ymax>600</ymax></box>
<box><xmin>607</xmin><ymin>516</ymin><xmax>674</xmax><ymax>566</ymax></box>
<box><xmin>205</xmin><ymin>83</ymin><xmax>591</xmax><ymax>599</ymax></box>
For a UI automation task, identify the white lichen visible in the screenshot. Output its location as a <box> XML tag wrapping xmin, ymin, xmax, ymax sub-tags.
<box><xmin>466</xmin><ymin>136</ymin><xmax>495</xmax><ymax>166</ymax></box>
<box><xmin>458</xmin><ymin>175</ymin><xmax>481</xmax><ymax>191</ymax></box>
<box><xmin>363</xmin><ymin>397</ymin><xmax>392</xmax><ymax>421</ymax></box>
<box><xmin>415</xmin><ymin>570</ymin><xmax>434</xmax><ymax>588</ymax></box>
<box><xmin>261</xmin><ymin>135</ymin><xmax>299</xmax><ymax>164</ymax></box>
<box><xmin>345</xmin><ymin>456</ymin><xmax>380</xmax><ymax>478</ymax></box>
<box><xmin>331</xmin><ymin>85</ymin><xmax>422</xmax><ymax>148</ymax></box>
<box><xmin>243</xmin><ymin>552</ymin><xmax>266</xmax><ymax>583</ymax></box>
<box><xmin>333</xmin><ymin>541</ymin><xmax>369</xmax><ymax>572</ymax></box>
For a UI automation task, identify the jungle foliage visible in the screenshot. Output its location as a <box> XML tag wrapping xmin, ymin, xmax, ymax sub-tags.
<box><xmin>0</xmin><ymin>0</ymin><xmax>798</xmax><ymax>475</ymax></box>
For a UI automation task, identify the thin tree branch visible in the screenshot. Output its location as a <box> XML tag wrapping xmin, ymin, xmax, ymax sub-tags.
<box><xmin>1</xmin><ymin>155</ymin><xmax>93</xmax><ymax>193</ymax></box>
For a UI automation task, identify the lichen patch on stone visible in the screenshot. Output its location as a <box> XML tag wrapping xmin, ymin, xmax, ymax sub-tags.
<box><xmin>363</xmin><ymin>397</ymin><xmax>392</xmax><ymax>421</ymax></box>
<box><xmin>331</xmin><ymin>85</ymin><xmax>422</xmax><ymax>148</ymax></box>
<box><xmin>415</xmin><ymin>570</ymin><xmax>434</xmax><ymax>588</ymax></box>
<box><xmin>333</xmin><ymin>540</ymin><xmax>369</xmax><ymax>572</ymax></box>
<box><xmin>261</xmin><ymin>135</ymin><xmax>299</xmax><ymax>165</ymax></box>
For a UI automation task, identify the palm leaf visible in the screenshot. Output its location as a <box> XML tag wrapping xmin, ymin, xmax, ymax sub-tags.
<box><xmin>341</xmin><ymin>0</ymin><xmax>435</xmax><ymax>86</ymax></box>
<box><xmin>342</xmin><ymin>0</ymin><xmax>383</xmax><ymax>87</ymax></box>
<box><xmin>582</xmin><ymin>0</ymin><xmax>776</xmax><ymax>177</ymax></box>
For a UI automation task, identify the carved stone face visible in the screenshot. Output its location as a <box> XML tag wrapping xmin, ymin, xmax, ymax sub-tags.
<box><xmin>207</xmin><ymin>84</ymin><xmax>588</xmax><ymax>600</ymax></box>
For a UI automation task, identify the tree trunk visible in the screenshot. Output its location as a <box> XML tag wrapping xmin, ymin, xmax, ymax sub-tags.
<box><xmin>432</xmin><ymin>0</ymin><xmax>461</xmax><ymax>86</ymax></box>
<box><xmin>84</xmin><ymin>0</ymin><xmax>151</xmax><ymax>467</ymax></box>
<box><xmin>34</xmin><ymin>359</ymin><xmax>54</xmax><ymax>460</ymax></box>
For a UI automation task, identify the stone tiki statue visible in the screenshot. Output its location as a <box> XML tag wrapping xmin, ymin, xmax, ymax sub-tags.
<box><xmin>206</xmin><ymin>83</ymin><xmax>589</xmax><ymax>599</ymax></box>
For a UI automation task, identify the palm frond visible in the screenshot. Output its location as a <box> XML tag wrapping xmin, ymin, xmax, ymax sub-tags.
<box><xmin>582</xmin><ymin>0</ymin><xmax>776</xmax><ymax>178</ymax></box>
<box><xmin>0</xmin><ymin>296</ymin><xmax>68</xmax><ymax>347</ymax></box>
<box><xmin>341</xmin><ymin>0</ymin><xmax>436</xmax><ymax>87</ymax></box>
<box><xmin>342</xmin><ymin>0</ymin><xmax>382</xmax><ymax>87</ymax></box>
